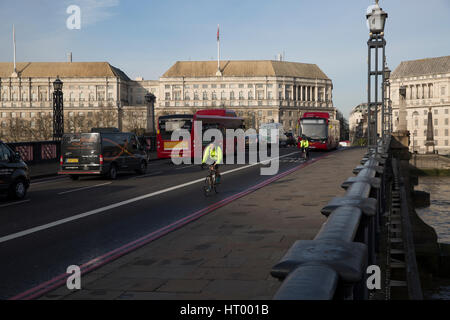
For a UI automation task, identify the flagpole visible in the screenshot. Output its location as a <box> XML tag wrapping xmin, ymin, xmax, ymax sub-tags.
<box><xmin>12</xmin><ymin>24</ymin><xmax>18</xmax><ymax>77</ymax></box>
<box><xmin>216</xmin><ymin>24</ymin><xmax>222</xmax><ymax>76</ymax></box>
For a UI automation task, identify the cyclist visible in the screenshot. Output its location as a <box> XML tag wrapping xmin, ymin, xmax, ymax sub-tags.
<box><xmin>202</xmin><ymin>138</ymin><xmax>223</xmax><ymax>183</ymax></box>
<box><xmin>300</xmin><ymin>135</ymin><xmax>310</xmax><ymax>159</ymax></box>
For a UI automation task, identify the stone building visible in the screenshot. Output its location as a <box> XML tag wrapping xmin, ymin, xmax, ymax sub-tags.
<box><xmin>156</xmin><ymin>60</ymin><xmax>335</xmax><ymax>131</ymax></box>
<box><xmin>390</xmin><ymin>55</ymin><xmax>450</xmax><ymax>154</ymax></box>
<box><xmin>0</xmin><ymin>59</ymin><xmax>335</xmax><ymax>142</ymax></box>
<box><xmin>0</xmin><ymin>62</ymin><xmax>159</xmax><ymax>142</ymax></box>
<box><xmin>349</xmin><ymin>103</ymin><xmax>382</xmax><ymax>145</ymax></box>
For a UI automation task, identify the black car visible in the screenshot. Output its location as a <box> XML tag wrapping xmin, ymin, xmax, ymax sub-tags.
<box><xmin>0</xmin><ymin>141</ymin><xmax>30</xmax><ymax>199</ymax></box>
<box><xmin>59</xmin><ymin>129</ymin><xmax>148</xmax><ymax>180</ymax></box>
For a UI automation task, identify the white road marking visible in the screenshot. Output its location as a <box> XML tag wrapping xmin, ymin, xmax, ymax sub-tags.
<box><xmin>0</xmin><ymin>151</ymin><xmax>300</xmax><ymax>244</ymax></box>
<box><xmin>31</xmin><ymin>177</ymin><xmax>69</xmax><ymax>186</ymax></box>
<box><xmin>0</xmin><ymin>199</ymin><xmax>31</xmax><ymax>208</ymax></box>
<box><xmin>134</xmin><ymin>171</ymin><xmax>163</xmax><ymax>178</ymax></box>
<box><xmin>175</xmin><ymin>164</ymin><xmax>196</xmax><ymax>170</ymax></box>
<box><xmin>57</xmin><ymin>182</ymin><xmax>112</xmax><ymax>195</ymax></box>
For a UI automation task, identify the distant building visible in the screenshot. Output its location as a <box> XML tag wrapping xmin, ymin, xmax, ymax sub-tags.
<box><xmin>0</xmin><ymin>59</ymin><xmax>336</xmax><ymax>142</ymax></box>
<box><xmin>390</xmin><ymin>55</ymin><xmax>450</xmax><ymax>154</ymax></box>
<box><xmin>157</xmin><ymin>60</ymin><xmax>335</xmax><ymax>131</ymax></box>
<box><xmin>349</xmin><ymin>103</ymin><xmax>382</xmax><ymax>145</ymax></box>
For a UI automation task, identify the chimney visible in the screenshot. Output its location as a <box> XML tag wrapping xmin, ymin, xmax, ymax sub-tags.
<box><xmin>67</xmin><ymin>52</ymin><xmax>72</xmax><ymax>63</ymax></box>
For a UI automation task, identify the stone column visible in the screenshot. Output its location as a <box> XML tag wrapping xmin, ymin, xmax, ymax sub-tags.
<box><xmin>392</xmin><ymin>86</ymin><xmax>410</xmax><ymax>148</ymax></box>
<box><xmin>425</xmin><ymin>107</ymin><xmax>435</xmax><ymax>154</ymax></box>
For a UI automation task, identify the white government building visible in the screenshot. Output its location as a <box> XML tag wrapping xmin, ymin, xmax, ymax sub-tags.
<box><xmin>390</xmin><ymin>55</ymin><xmax>450</xmax><ymax>154</ymax></box>
<box><xmin>349</xmin><ymin>55</ymin><xmax>450</xmax><ymax>154</ymax></box>
<box><xmin>0</xmin><ymin>59</ymin><xmax>335</xmax><ymax>142</ymax></box>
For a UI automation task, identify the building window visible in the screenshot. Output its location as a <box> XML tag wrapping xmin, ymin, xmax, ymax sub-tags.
<box><xmin>193</xmin><ymin>84</ymin><xmax>199</xmax><ymax>89</ymax></box>
<box><xmin>221</xmin><ymin>91</ymin><xmax>226</xmax><ymax>100</ymax></box>
<box><xmin>211</xmin><ymin>84</ymin><xmax>217</xmax><ymax>89</ymax></box>
<box><xmin>248</xmin><ymin>91</ymin><xmax>253</xmax><ymax>100</ymax></box>
<box><xmin>185</xmin><ymin>92</ymin><xmax>190</xmax><ymax>100</ymax></box>
<box><xmin>203</xmin><ymin>92</ymin><xmax>208</xmax><ymax>100</ymax></box>
<box><xmin>221</xmin><ymin>84</ymin><xmax>226</xmax><ymax>89</ymax></box>
<box><xmin>202</xmin><ymin>84</ymin><xmax>208</xmax><ymax>89</ymax></box>
<box><xmin>194</xmin><ymin>92</ymin><xmax>199</xmax><ymax>100</ymax></box>
<box><xmin>434</xmin><ymin>119</ymin><xmax>438</xmax><ymax>126</ymax></box>
<box><xmin>434</xmin><ymin>109</ymin><xmax>438</xmax><ymax>115</ymax></box>
<box><xmin>238</xmin><ymin>84</ymin><xmax>244</xmax><ymax>88</ymax></box>
<box><xmin>445</xmin><ymin>129</ymin><xmax>449</xmax><ymax>136</ymax></box>
<box><xmin>267</xmin><ymin>91</ymin><xmax>273</xmax><ymax>100</ymax></box>
<box><xmin>446</xmin><ymin>118</ymin><xmax>449</xmax><ymax>125</ymax></box>
<box><xmin>165</xmin><ymin>92</ymin><xmax>171</xmax><ymax>100</ymax></box>
<box><xmin>435</xmin><ymin>129</ymin><xmax>438</xmax><ymax>136</ymax></box>
<box><xmin>230</xmin><ymin>91</ymin><xmax>235</xmax><ymax>100</ymax></box>
<box><xmin>239</xmin><ymin>91</ymin><xmax>244</xmax><ymax>100</ymax></box>
<box><xmin>212</xmin><ymin>92</ymin><xmax>217</xmax><ymax>100</ymax></box>
<box><xmin>441</xmin><ymin>87</ymin><xmax>446</xmax><ymax>96</ymax></box>
<box><xmin>268</xmin><ymin>110</ymin><xmax>272</xmax><ymax>116</ymax></box>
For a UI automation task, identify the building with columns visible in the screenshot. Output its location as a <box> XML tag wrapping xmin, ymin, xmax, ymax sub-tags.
<box><xmin>0</xmin><ymin>59</ymin><xmax>335</xmax><ymax>142</ymax></box>
<box><xmin>156</xmin><ymin>60</ymin><xmax>335</xmax><ymax>131</ymax></box>
<box><xmin>0</xmin><ymin>62</ymin><xmax>160</xmax><ymax>141</ymax></box>
<box><xmin>390</xmin><ymin>55</ymin><xmax>450</xmax><ymax>154</ymax></box>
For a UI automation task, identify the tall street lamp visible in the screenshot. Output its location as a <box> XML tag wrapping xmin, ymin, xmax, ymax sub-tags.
<box><xmin>383</xmin><ymin>65</ymin><xmax>391</xmax><ymax>139</ymax></box>
<box><xmin>366</xmin><ymin>0</ymin><xmax>388</xmax><ymax>146</ymax></box>
<box><xmin>145</xmin><ymin>92</ymin><xmax>156</xmax><ymax>135</ymax></box>
<box><xmin>52</xmin><ymin>76</ymin><xmax>64</xmax><ymax>141</ymax></box>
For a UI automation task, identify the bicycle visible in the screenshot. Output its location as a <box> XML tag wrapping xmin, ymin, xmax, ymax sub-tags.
<box><xmin>203</xmin><ymin>164</ymin><xmax>219</xmax><ymax>196</ymax></box>
<box><xmin>301</xmin><ymin>147</ymin><xmax>309</xmax><ymax>160</ymax></box>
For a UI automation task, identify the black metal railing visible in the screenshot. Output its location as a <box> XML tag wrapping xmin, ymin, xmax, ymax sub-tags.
<box><xmin>7</xmin><ymin>141</ymin><xmax>61</xmax><ymax>165</ymax></box>
<box><xmin>271</xmin><ymin>137</ymin><xmax>391</xmax><ymax>300</ymax></box>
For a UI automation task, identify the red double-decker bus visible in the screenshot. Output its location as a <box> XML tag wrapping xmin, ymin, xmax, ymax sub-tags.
<box><xmin>298</xmin><ymin>112</ymin><xmax>339</xmax><ymax>151</ymax></box>
<box><xmin>157</xmin><ymin>109</ymin><xmax>244</xmax><ymax>159</ymax></box>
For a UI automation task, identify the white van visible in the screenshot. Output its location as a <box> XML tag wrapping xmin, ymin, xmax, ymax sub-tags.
<box><xmin>259</xmin><ymin>122</ymin><xmax>288</xmax><ymax>146</ymax></box>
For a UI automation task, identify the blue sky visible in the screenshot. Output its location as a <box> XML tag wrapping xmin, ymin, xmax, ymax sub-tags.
<box><xmin>0</xmin><ymin>0</ymin><xmax>449</xmax><ymax>117</ymax></box>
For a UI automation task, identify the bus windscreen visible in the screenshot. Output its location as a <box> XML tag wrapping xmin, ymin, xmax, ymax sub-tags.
<box><xmin>301</xmin><ymin>119</ymin><xmax>327</xmax><ymax>140</ymax></box>
<box><xmin>158</xmin><ymin>118</ymin><xmax>192</xmax><ymax>140</ymax></box>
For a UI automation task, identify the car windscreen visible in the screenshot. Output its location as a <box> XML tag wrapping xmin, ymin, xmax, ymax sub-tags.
<box><xmin>300</xmin><ymin>119</ymin><xmax>327</xmax><ymax>140</ymax></box>
<box><xmin>158</xmin><ymin>118</ymin><xmax>193</xmax><ymax>140</ymax></box>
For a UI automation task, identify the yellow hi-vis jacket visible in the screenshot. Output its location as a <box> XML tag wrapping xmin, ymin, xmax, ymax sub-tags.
<box><xmin>300</xmin><ymin>139</ymin><xmax>310</xmax><ymax>148</ymax></box>
<box><xmin>202</xmin><ymin>144</ymin><xmax>223</xmax><ymax>164</ymax></box>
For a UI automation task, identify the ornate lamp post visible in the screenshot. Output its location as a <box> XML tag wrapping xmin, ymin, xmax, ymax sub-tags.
<box><xmin>145</xmin><ymin>92</ymin><xmax>156</xmax><ymax>135</ymax></box>
<box><xmin>366</xmin><ymin>0</ymin><xmax>388</xmax><ymax>146</ymax></box>
<box><xmin>52</xmin><ymin>76</ymin><xmax>64</xmax><ymax>141</ymax></box>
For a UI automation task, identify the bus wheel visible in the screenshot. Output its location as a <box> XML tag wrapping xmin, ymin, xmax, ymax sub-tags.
<box><xmin>136</xmin><ymin>160</ymin><xmax>147</xmax><ymax>175</ymax></box>
<box><xmin>109</xmin><ymin>164</ymin><xmax>118</xmax><ymax>180</ymax></box>
<box><xmin>70</xmin><ymin>175</ymin><xmax>79</xmax><ymax>181</ymax></box>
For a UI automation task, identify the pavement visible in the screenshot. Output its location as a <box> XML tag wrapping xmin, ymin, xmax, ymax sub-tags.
<box><xmin>36</xmin><ymin>147</ymin><xmax>366</xmax><ymax>300</ymax></box>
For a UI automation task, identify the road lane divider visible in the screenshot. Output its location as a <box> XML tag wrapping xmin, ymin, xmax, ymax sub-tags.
<box><xmin>0</xmin><ymin>151</ymin><xmax>300</xmax><ymax>245</ymax></box>
<box><xmin>0</xmin><ymin>199</ymin><xmax>31</xmax><ymax>208</ymax></box>
<box><xmin>57</xmin><ymin>182</ymin><xmax>112</xmax><ymax>195</ymax></box>
<box><xmin>9</xmin><ymin>150</ymin><xmax>336</xmax><ymax>300</ymax></box>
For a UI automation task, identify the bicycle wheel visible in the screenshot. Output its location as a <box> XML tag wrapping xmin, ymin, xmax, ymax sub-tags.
<box><xmin>203</xmin><ymin>176</ymin><xmax>212</xmax><ymax>196</ymax></box>
<box><xmin>213</xmin><ymin>176</ymin><xmax>219</xmax><ymax>194</ymax></box>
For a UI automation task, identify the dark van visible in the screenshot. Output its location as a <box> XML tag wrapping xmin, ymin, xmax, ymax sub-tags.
<box><xmin>0</xmin><ymin>141</ymin><xmax>30</xmax><ymax>199</ymax></box>
<box><xmin>59</xmin><ymin>130</ymin><xmax>148</xmax><ymax>180</ymax></box>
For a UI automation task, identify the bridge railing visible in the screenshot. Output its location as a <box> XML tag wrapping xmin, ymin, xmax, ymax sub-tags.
<box><xmin>7</xmin><ymin>141</ymin><xmax>61</xmax><ymax>165</ymax></box>
<box><xmin>7</xmin><ymin>136</ymin><xmax>157</xmax><ymax>166</ymax></box>
<box><xmin>271</xmin><ymin>137</ymin><xmax>391</xmax><ymax>300</ymax></box>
